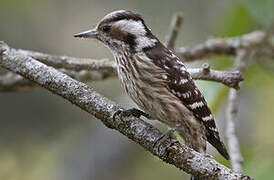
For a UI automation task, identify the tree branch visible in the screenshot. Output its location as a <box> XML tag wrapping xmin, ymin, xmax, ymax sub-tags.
<box><xmin>0</xmin><ymin>41</ymin><xmax>252</xmax><ymax>179</ymax></box>
<box><xmin>188</xmin><ymin>63</ymin><xmax>243</xmax><ymax>89</ymax></box>
<box><xmin>165</xmin><ymin>12</ymin><xmax>184</xmax><ymax>50</ymax></box>
<box><xmin>226</xmin><ymin>49</ymin><xmax>251</xmax><ymax>173</ymax></box>
<box><xmin>176</xmin><ymin>30</ymin><xmax>269</xmax><ymax>61</ymax></box>
<box><xmin>15</xmin><ymin>48</ymin><xmax>116</xmax><ymax>72</ymax></box>
<box><xmin>226</xmin><ymin>89</ymin><xmax>243</xmax><ymax>173</ymax></box>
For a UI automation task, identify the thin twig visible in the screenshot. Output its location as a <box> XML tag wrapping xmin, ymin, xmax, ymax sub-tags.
<box><xmin>0</xmin><ymin>41</ymin><xmax>252</xmax><ymax>180</ymax></box>
<box><xmin>227</xmin><ymin>89</ymin><xmax>243</xmax><ymax>173</ymax></box>
<box><xmin>226</xmin><ymin>49</ymin><xmax>250</xmax><ymax>173</ymax></box>
<box><xmin>15</xmin><ymin>48</ymin><xmax>116</xmax><ymax>71</ymax></box>
<box><xmin>176</xmin><ymin>30</ymin><xmax>268</xmax><ymax>61</ymax></box>
<box><xmin>188</xmin><ymin>64</ymin><xmax>243</xmax><ymax>89</ymax></box>
<box><xmin>165</xmin><ymin>12</ymin><xmax>184</xmax><ymax>50</ymax></box>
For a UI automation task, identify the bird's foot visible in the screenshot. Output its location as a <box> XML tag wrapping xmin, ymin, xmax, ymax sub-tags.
<box><xmin>112</xmin><ymin>108</ymin><xmax>150</xmax><ymax>121</ymax></box>
<box><xmin>153</xmin><ymin>127</ymin><xmax>178</xmax><ymax>155</ymax></box>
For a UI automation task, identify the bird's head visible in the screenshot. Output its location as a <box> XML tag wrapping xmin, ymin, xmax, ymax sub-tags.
<box><xmin>74</xmin><ymin>10</ymin><xmax>158</xmax><ymax>53</ymax></box>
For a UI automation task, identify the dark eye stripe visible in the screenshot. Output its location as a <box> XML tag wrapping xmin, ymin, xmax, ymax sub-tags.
<box><xmin>124</xmin><ymin>33</ymin><xmax>136</xmax><ymax>51</ymax></box>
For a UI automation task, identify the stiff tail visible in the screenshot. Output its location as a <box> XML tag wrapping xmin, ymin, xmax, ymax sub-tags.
<box><xmin>206</xmin><ymin>132</ymin><xmax>230</xmax><ymax>160</ymax></box>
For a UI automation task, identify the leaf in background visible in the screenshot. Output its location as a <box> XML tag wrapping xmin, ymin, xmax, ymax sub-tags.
<box><xmin>241</xmin><ymin>0</ymin><xmax>274</xmax><ymax>28</ymax></box>
<box><xmin>209</xmin><ymin>2</ymin><xmax>257</xmax><ymax>71</ymax></box>
<box><xmin>214</xmin><ymin>1</ymin><xmax>256</xmax><ymax>37</ymax></box>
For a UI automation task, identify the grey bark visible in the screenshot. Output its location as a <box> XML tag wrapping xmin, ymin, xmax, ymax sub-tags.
<box><xmin>176</xmin><ymin>31</ymin><xmax>272</xmax><ymax>61</ymax></box>
<box><xmin>226</xmin><ymin>49</ymin><xmax>252</xmax><ymax>173</ymax></box>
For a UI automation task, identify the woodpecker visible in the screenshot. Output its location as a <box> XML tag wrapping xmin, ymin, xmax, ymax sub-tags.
<box><xmin>74</xmin><ymin>10</ymin><xmax>229</xmax><ymax>167</ymax></box>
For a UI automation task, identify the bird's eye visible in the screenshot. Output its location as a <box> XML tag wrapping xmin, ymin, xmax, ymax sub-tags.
<box><xmin>102</xmin><ymin>25</ymin><xmax>111</xmax><ymax>32</ymax></box>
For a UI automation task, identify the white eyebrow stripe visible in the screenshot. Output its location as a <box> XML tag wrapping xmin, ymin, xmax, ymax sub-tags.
<box><xmin>189</xmin><ymin>101</ymin><xmax>204</xmax><ymax>109</ymax></box>
<box><xmin>114</xmin><ymin>19</ymin><xmax>146</xmax><ymax>35</ymax></box>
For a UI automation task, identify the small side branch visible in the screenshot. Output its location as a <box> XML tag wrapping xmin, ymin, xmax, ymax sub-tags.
<box><xmin>226</xmin><ymin>50</ymin><xmax>249</xmax><ymax>173</ymax></box>
<box><xmin>176</xmin><ymin>31</ymin><xmax>267</xmax><ymax>61</ymax></box>
<box><xmin>165</xmin><ymin>12</ymin><xmax>184</xmax><ymax>50</ymax></box>
<box><xmin>226</xmin><ymin>88</ymin><xmax>243</xmax><ymax>172</ymax></box>
<box><xmin>188</xmin><ymin>63</ymin><xmax>243</xmax><ymax>89</ymax></box>
<box><xmin>15</xmin><ymin>48</ymin><xmax>116</xmax><ymax>71</ymax></box>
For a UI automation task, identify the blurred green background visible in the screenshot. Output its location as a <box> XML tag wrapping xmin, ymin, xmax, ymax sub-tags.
<box><xmin>0</xmin><ymin>0</ymin><xmax>274</xmax><ymax>179</ymax></box>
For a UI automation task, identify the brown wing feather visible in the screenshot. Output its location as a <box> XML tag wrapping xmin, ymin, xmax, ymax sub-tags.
<box><xmin>144</xmin><ymin>42</ymin><xmax>229</xmax><ymax>159</ymax></box>
<box><xmin>167</xmin><ymin>70</ymin><xmax>230</xmax><ymax>160</ymax></box>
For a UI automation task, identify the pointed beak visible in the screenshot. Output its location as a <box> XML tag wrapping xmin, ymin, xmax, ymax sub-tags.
<box><xmin>74</xmin><ymin>29</ymin><xmax>98</xmax><ymax>39</ymax></box>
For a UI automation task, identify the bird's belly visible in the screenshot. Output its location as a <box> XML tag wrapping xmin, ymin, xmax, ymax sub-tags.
<box><xmin>118</xmin><ymin>71</ymin><xmax>193</xmax><ymax>128</ymax></box>
<box><xmin>115</xmin><ymin>55</ymin><xmax>199</xmax><ymax>129</ymax></box>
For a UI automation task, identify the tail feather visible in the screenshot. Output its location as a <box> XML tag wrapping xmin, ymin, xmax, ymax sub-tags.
<box><xmin>207</xmin><ymin>132</ymin><xmax>230</xmax><ymax>160</ymax></box>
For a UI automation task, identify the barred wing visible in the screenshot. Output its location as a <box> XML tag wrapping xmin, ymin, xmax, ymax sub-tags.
<box><xmin>166</xmin><ymin>62</ymin><xmax>229</xmax><ymax>160</ymax></box>
<box><xmin>143</xmin><ymin>41</ymin><xmax>229</xmax><ymax>159</ymax></box>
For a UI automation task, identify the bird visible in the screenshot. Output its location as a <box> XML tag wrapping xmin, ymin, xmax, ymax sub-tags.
<box><xmin>74</xmin><ymin>10</ymin><xmax>229</xmax><ymax>178</ymax></box>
